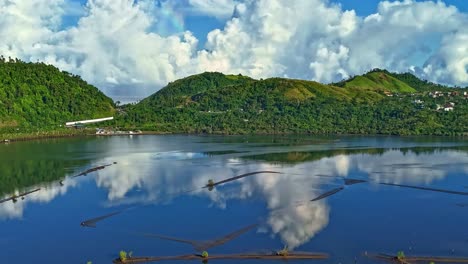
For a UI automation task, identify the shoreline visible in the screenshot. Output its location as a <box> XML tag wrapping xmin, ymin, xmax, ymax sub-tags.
<box><xmin>2</xmin><ymin>133</ymin><xmax>93</xmax><ymax>143</ymax></box>
<box><xmin>1</xmin><ymin>130</ymin><xmax>466</xmax><ymax>144</ymax></box>
<box><xmin>0</xmin><ymin>130</ymin><xmax>172</xmax><ymax>144</ymax></box>
<box><xmin>0</xmin><ymin>130</ymin><xmax>94</xmax><ymax>143</ymax></box>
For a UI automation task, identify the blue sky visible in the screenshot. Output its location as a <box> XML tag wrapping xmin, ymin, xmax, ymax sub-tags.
<box><xmin>62</xmin><ymin>0</ymin><xmax>226</xmax><ymax>46</ymax></box>
<box><xmin>61</xmin><ymin>0</ymin><xmax>468</xmax><ymax>47</ymax></box>
<box><xmin>1</xmin><ymin>0</ymin><xmax>467</xmax><ymax>97</ymax></box>
<box><xmin>334</xmin><ymin>0</ymin><xmax>468</xmax><ymax>14</ymax></box>
<box><xmin>63</xmin><ymin>0</ymin><xmax>468</xmax><ymax>29</ymax></box>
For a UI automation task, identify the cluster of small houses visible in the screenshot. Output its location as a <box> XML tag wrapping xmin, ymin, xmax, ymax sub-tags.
<box><xmin>412</xmin><ymin>99</ymin><xmax>455</xmax><ymax>111</ymax></box>
<box><xmin>428</xmin><ymin>91</ymin><xmax>467</xmax><ymax>112</ymax></box>
<box><xmin>428</xmin><ymin>91</ymin><xmax>468</xmax><ymax>99</ymax></box>
<box><xmin>95</xmin><ymin>128</ymin><xmax>142</xmax><ymax>135</ymax></box>
<box><xmin>437</xmin><ymin>102</ymin><xmax>455</xmax><ymax>112</ymax></box>
<box><xmin>383</xmin><ymin>90</ymin><xmax>466</xmax><ymax>112</ymax></box>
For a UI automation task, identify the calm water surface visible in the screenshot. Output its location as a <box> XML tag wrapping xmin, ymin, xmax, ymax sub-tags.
<box><xmin>1</xmin><ymin>135</ymin><xmax>467</xmax><ymax>263</ymax></box>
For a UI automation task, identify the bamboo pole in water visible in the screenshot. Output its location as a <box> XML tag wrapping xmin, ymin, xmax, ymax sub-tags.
<box><xmin>113</xmin><ymin>252</ymin><xmax>328</xmax><ymax>263</ymax></box>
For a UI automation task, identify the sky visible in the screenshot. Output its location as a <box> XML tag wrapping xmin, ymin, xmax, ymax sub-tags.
<box><xmin>0</xmin><ymin>0</ymin><xmax>467</xmax><ymax>99</ymax></box>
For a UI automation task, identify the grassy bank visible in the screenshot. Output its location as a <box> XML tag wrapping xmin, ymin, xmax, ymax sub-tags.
<box><xmin>0</xmin><ymin>128</ymin><xmax>95</xmax><ymax>142</ymax></box>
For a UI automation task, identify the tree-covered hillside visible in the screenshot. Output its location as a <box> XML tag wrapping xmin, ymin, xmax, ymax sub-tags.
<box><xmin>0</xmin><ymin>57</ymin><xmax>115</xmax><ymax>130</ymax></box>
<box><xmin>118</xmin><ymin>70</ymin><xmax>467</xmax><ymax>136</ymax></box>
<box><xmin>0</xmin><ymin>57</ymin><xmax>465</xmax><ymax>137</ymax></box>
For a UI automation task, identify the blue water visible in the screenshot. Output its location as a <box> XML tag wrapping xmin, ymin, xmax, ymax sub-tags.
<box><xmin>0</xmin><ymin>135</ymin><xmax>467</xmax><ymax>263</ymax></box>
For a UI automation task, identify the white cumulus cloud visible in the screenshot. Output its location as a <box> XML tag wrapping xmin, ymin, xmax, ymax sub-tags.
<box><xmin>0</xmin><ymin>0</ymin><xmax>467</xmax><ymax>98</ymax></box>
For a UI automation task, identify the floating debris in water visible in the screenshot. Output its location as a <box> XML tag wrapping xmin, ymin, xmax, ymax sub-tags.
<box><xmin>316</xmin><ymin>175</ymin><xmax>468</xmax><ymax>197</ymax></box>
<box><xmin>112</xmin><ymin>252</ymin><xmax>328</xmax><ymax>263</ymax></box>
<box><xmin>310</xmin><ymin>187</ymin><xmax>344</xmax><ymax>202</ymax></box>
<box><xmin>284</xmin><ymin>174</ymin><xmax>467</xmax><ymax>211</ymax></box>
<box><xmin>96</xmin><ymin>171</ymin><xmax>282</xmax><ymax>219</ymax></box>
<box><xmin>307</xmin><ymin>175</ymin><xmax>366</xmax><ymax>186</ymax></box>
<box><xmin>204</xmin><ymin>171</ymin><xmax>281</xmax><ymax>189</ymax></box>
<box><xmin>73</xmin><ymin>162</ymin><xmax>117</xmax><ymax>178</ymax></box>
<box><xmin>81</xmin><ymin>211</ymin><xmax>121</xmax><ymax>228</ymax></box>
<box><xmin>379</xmin><ymin>183</ymin><xmax>468</xmax><ymax>196</ymax></box>
<box><xmin>344</xmin><ymin>178</ymin><xmax>367</xmax><ymax>186</ymax></box>
<box><xmin>142</xmin><ymin>223</ymin><xmax>258</xmax><ymax>251</ymax></box>
<box><xmin>0</xmin><ymin>188</ymin><xmax>41</xmax><ymax>204</ymax></box>
<box><xmin>370</xmin><ymin>252</ymin><xmax>468</xmax><ymax>263</ymax></box>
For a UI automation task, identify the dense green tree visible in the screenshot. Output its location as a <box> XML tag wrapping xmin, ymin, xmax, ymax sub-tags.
<box><xmin>0</xmin><ymin>59</ymin><xmax>115</xmax><ymax>131</ymax></box>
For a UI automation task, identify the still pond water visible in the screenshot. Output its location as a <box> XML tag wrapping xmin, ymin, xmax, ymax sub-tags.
<box><xmin>1</xmin><ymin>135</ymin><xmax>467</xmax><ymax>263</ymax></box>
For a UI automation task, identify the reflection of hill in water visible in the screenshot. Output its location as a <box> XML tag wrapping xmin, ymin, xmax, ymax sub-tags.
<box><xmin>2</xmin><ymin>137</ymin><xmax>467</xmax><ymax>252</ymax></box>
<box><xmin>242</xmin><ymin>146</ymin><xmax>468</xmax><ymax>164</ymax></box>
<box><xmin>0</xmin><ymin>138</ymin><xmax>98</xmax><ymax>195</ymax></box>
<box><xmin>3</xmin><ymin>142</ymin><xmax>467</xmax><ymax>196</ymax></box>
<box><xmin>0</xmin><ymin>160</ymin><xmax>82</xmax><ymax>195</ymax></box>
<box><xmin>197</xmin><ymin>135</ymin><xmax>336</xmax><ymax>146</ymax></box>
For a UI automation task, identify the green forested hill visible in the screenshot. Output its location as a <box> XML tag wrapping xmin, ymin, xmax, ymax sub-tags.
<box><xmin>0</xmin><ymin>57</ymin><xmax>465</xmax><ymax>136</ymax></box>
<box><xmin>0</xmin><ymin>58</ymin><xmax>115</xmax><ymax>130</ymax></box>
<box><xmin>334</xmin><ymin>69</ymin><xmax>416</xmax><ymax>93</ymax></box>
<box><xmin>119</xmin><ymin>70</ymin><xmax>467</xmax><ymax>135</ymax></box>
<box><xmin>140</xmin><ymin>72</ymin><xmax>255</xmax><ymax>108</ymax></box>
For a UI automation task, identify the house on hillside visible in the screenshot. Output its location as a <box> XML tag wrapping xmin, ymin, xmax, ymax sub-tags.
<box><xmin>383</xmin><ymin>91</ymin><xmax>393</xmax><ymax>97</ymax></box>
<box><xmin>443</xmin><ymin>102</ymin><xmax>455</xmax><ymax>111</ymax></box>
<box><xmin>429</xmin><ymin>91</ymin><xmax>444</xmax><ymax>98</ymax></box>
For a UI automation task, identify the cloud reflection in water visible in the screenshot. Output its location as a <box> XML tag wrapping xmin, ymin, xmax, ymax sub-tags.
<box><xmin>1</xmin><ymin>148</ymin><xmax>466</xmax><ymax>249</ymax></box>
<box><xmin>93</xmin><ymin>149</ymin><xmax>468</xmax><ymax>249</ymax></box>
<box><xmin>0</xmin><ymin>180</ymin><xmax>76</xmax><ymax>220</ymax></box>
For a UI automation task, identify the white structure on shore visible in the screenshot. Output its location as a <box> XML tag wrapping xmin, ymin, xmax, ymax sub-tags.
<box><xmin>65</xmin><ymin>117</ymin><xmax>114</xmax><ymax>127</ymax></box>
